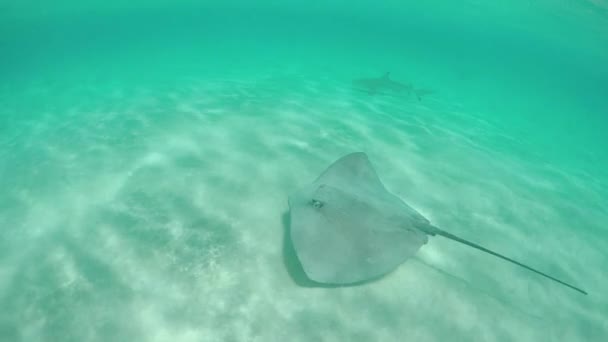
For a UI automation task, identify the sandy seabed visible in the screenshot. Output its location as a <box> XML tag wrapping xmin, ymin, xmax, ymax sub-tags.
<box><xmin>0</xmin><ymin>74</ymin><xmax>605</xmax><ymax>341</ymax></box>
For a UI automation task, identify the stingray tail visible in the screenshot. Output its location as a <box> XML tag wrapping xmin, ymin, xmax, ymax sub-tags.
<box><xmin>431</xmin><ymin>227</ymin><xmax>587</xmax><ymax>295</ymax></box>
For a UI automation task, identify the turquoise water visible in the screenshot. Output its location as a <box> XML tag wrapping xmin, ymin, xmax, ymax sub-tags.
<box><xmin>1</xmin><ymin>1</ymin><xmax>607</xmax><ymax>341</ymax></box>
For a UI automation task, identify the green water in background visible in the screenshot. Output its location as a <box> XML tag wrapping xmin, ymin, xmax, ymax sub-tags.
<box><xmin>1</xmin><ymin>1</ymin><xmax>607</xmax><ymax>341</ymax></box>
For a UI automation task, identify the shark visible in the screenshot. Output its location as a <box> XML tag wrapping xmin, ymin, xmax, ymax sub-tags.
<box><xmin>352</xmin><ymin>72</ymin><xmax>435</xmax><ymax>101</ymax></box>
<box><xmin>412</xmin><ymin>88</ymin><xmax>435</xmax><ymax>101</ymax></box>
<box><xmin>352</xmin><ymin>72</ymin><xmax>411</xmax><ymax>95</ymax></box>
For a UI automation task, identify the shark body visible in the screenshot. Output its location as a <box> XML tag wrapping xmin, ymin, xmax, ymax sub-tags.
<box><xmin>352</xmin><ymin>72</ymin><xmax>411</xmax><ymax>95</ymax></box>
<box><xmin>352</xmin><ymin>72</ymin><xmax>435</xmax><ymax>101</ymax></box>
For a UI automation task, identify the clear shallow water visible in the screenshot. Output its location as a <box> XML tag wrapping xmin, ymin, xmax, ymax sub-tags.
<box><xmin>1</xmin><ymin>1</ymin><xmax>607</xmax><ymax>341</ymax></box>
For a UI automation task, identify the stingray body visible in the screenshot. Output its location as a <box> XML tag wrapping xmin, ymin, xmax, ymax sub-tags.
<box><xmin>352</xmin><ymin>72</ymin><xmax>411</xmax><ymax>95</ymax></box>
<box><xmin>288</xmin><ymin>152</ymin><xmax>587</xmax><ymax>295</ymax></box>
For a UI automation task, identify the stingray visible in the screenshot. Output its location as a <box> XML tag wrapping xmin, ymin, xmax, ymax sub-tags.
<box><xmin>352</xmin><ymin>72</ymin><xmax>411</xmax><ymax>95</ymax></box>
<box><xmin>287</xmin><ymin>152</ymin><xmax>587</xmax><ymax>295</ymax></box>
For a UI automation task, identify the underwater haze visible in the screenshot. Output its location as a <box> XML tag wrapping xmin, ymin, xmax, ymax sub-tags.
<box><xmin>1</xmin><ymin>1</ymin><xmax>608</xmax><ymax>341</ymax></box>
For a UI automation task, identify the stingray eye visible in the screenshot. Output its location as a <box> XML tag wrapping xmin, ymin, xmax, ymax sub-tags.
<box><xmin>311</xmin><ymin>199</ymin><xmax>324</xmax><ymax>209</ymax></box>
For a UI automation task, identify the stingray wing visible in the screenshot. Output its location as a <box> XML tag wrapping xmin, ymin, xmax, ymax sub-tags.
<box><xmin>288</xmin><ymin>183</ymin><xmax>428</xmax><ymax>284</ymax></box>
